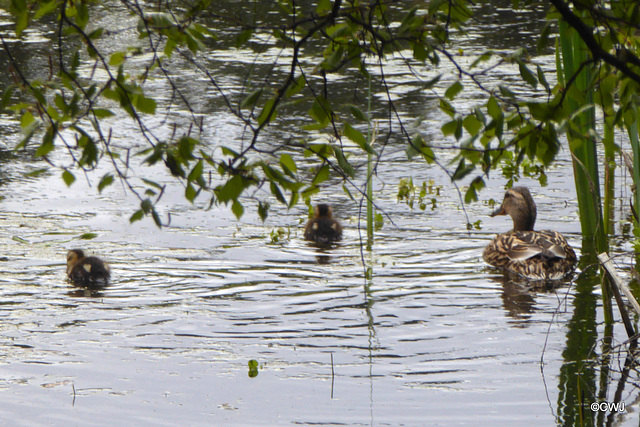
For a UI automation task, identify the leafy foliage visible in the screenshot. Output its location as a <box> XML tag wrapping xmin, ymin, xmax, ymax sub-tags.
<box><xmin>2</xmin><ymin>0</ymin><xmax>640</xmax><ymax>232</ymax></box>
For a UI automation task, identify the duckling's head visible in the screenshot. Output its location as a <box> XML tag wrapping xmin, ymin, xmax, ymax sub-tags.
<box><xmin>67</xmin><ymin>249</ymin><xmax>86</xmax><ymax>269</ymax></box>
<box><xmin>491</xmin><ymin>186</ymin><xmax>537</xmax><ymax>231</ymax></box>
<box><xmin>315</xmin><ymin>204</ymin><xmax>333</xmax><ymax>219</ymax></box>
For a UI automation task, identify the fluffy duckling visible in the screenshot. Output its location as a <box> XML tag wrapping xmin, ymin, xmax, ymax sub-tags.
<box><xmin>66</xmin><ymin>249</ymin><xmax>111</xmax><ymax>289</ymax></box>
<box><xmin>304</xmin><ymin>204</ymin><xmax>343</xmax><ymax>244</ymax></box>
<box><xmin>483</xmin><ymin>187</ymin><xmax>577</xmax><ymax>281</ymax></box>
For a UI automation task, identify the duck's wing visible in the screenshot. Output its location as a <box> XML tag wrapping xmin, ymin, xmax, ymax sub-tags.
<box><xmin>507</xmin><ymin>231</ymin><xmax>571</xmax><ymax>261</ymax></box>
<box><xmin>506</xmin><ymin>243</ymin><xmax>544</xmax><ymax>261</ymax></box>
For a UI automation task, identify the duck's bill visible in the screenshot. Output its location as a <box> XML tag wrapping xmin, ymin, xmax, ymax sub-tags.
<box><xmin>490</xmin><ymin>205</ymin><xmax>506</xmax><ymax>217</ymax></box>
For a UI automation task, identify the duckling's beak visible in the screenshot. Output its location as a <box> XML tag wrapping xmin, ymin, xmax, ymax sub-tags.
<box><xmin>490</xmin><ymin>205</ymin><xmax>506</xmax><ymax>217</ymax></box>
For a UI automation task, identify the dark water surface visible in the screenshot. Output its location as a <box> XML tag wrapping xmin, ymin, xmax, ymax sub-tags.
<box><xmin>0</xmin><ymin>1</ymin><xmax>637</xmax><ymax>426</ymax></box>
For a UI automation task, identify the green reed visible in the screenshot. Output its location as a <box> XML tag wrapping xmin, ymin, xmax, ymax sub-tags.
<box><xmin>557</xmin><ymin>18</ymin><xmax>612</xmax><ymax>322</ymax></box>
<box><xmin>557</xmin><ymin>20</ymin><xmax>606</xmax><ymax>251</ymax></box>
<box><xmin>366</xmin><ymin>71</ymin><xmax>374</xmax><ymax>250</ymax></box>
<box><xmin>628</xmin><ymin>110</ymin><xmax>640</xmax><ymax>233</ymax></box>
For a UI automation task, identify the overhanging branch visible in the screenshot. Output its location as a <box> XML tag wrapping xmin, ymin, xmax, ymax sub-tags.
<box><xmin>549</xmin><ymin>0</ymin><xmax>640</xmax><ymax>85</ymax></box>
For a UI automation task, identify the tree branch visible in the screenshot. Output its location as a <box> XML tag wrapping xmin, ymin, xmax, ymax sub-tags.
<box><xmin>549</xmin><ymin>0</ymin><xmax>640</xmax><ymax>85</ymax></box>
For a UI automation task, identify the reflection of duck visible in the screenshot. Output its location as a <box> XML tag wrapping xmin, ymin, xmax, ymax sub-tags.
<box><xmin>66</xmin><ymin>249</ymin><xmax>111</xmax><ymax>289</ymax></box>
<box><xmin>304</xmin><ymin>204</ymin><xmax>342</xmax><ymax>244</ymax></box>
<box><xmin>483</xmin><ymin>187</ymin><xmax>577</xmax><ymax>280</ymax></box>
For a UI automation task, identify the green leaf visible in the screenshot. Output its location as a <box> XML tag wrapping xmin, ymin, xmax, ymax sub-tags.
<box><xmin>441</xmin><ymin>119</ymin><xmax>462</xmax><ymax>140</ymax></box>
<box><xmin>279</xmin><ymin>154</ymin><xmax>297</xmax><ymax>174</ymax></box>
<box><xmin>221</xmin><ymin>146</ymin><xmax>239</xmax><ymax>157</ymax></box>
<box><xmin>236</xmin><ymin>29</ymin><xmax>253</xmax><ymax>47</ymax></box>
<box><xmin>527</xmin><ymin>102</ymin><xmax>554</xmax><ymax>121</ymax></box>
<box><xmin>109</xmin><ymin>52</ymin><xmax>126</xmax><ymax>66</ymax></box>
<box><xmin>35</xmin><ymin>140</ymin><xmax>54</xmax><ymax>157</ymax></box>
<box><xmin>342</xmin><ymin>184</ymin><xmax>355</xmax><ymax>201</ymax></box>
<box><xmin>15</xmin><ymin>10</ymin><xmax>28</xmax><ymax>37</ymax></box>
<box><xmin>241</xmin><ymin>89</ymin><xmax>262</xmax><ymax>109</ymax></box>
<box><xmin>24</xmin><ymin>168</ymin><xmax>48</xmax><ymax>178</ymax></box>
<box><xmin>464</xmin><ymin>177</ymin><xmax>485</xmax><ymax>203</ymax></box>
<box><xmin>1</xmin><ymin>86</ymin><xmax>14</xmax><ymax>110</ymax></box>
<box><xmin>451</xmin><ymin>159</ymin><xmax>474</xmax><ymax>181</ymax></box>
<box><xmin>422</xmin><ymin>74</ymin><xmax>442</xmax><ymax>89</ymax></box>
<box><xmin>323</xmin><ymin>45</ymin><xmax>344</xmax><ymax>70</ymax></box>
<box><xmin>346</xmin><ymin>104</ymin><xmax>368</xmax><ymax>122</ymax></box>
<box><xmin>334</xmin><ymin>147</ymin><xmax>355</xmax><ymax>177</ymax></box>
<box><xmin>316</xmin><ymin>0</ymin><xmax>332</xmax><ymax>13</ymax></box>
<box><xmin>78</xmin><ymin>135</ymin><xmax>98</xmax><ymax>166</ymax></box>
<box><xmin>288</xmin><ymin>191</ymin><xmax>298</xmax><ymax>209</ymax></box>
<box><xmin>406</xmin><ymin>135</ymin><xmax>434</xmax><ymax>164</ymax></box>
<box><xmin>34</xmin><ymin>0</ymin><xmax>59</xmax><ymax>19</ymax></box>
<box><xmin>537</xmin><ymin>22</ymin><xmax>552</xmax><ymax>54</ymax></box>
<box><xmin>76</xmin><ymin>2</ymin><xmax>89</xmax><ymax>28</ymax></box>
<box><xmin>439</xmin><ymin>99</ymin><xmax>456</xmax><ymax>117</ymax></box>
<box><xmin>445</xmin><ymin>81</ymin><xmax>463</xmax><ymax>100</ymax></box>
<box><xmin>270</xmin><ymin>182</ymin><xmax>286</xmax><ymax>204</ymax></box>
<box><xmin>308</xmin><ymin>97</ymin><xmax>331</xmax><ymax>126</ymax></box>
<box><xmin>164</xmin><ymin>37</ymin><xmax>177</xmax><ymax>56</ymax></box>
<box><xmin>312</xmin><ymin>164</ymin><xmax>330</xmax><ymax>186</ymax></box>
<box><xmin>463</xmin><ymin>115</ymin><xmax>482</xmax><ymax>135</ymax></box>
<box><xmin>88</xmin><ymin>27</ymin><xmax>104</xmax><ymax>40</ymax></box>
<box><xmin>285</xmin><ymin>75</ymin><xmax>306</xmax><ymax>97</ymax></box>
<box><xmin>536</xmin><ymin>65</ymin><xmax>549</xmax><ymax>92</ymax></box>
<box><xmin>257</xmin><ymin>98</ymin><xmax>277</xmax><ymax>126</ymax></box>
<box><xmin>344</xmin><ymin>123</ymin><xmax>375</xmax><ymax>154</ymax></box>
<box><xmin>92</xmin><ymin>108</ymin><xmax>115</xmax><ymax>118</ymax></box>
<box><xmin>517</xmin><ymin>61</ymin><xmax>538</xmax><ymax>88</ymax></box>
<box><xmin>20</xmin><ymin>110</ymin><xmax>35</xmax><ymax>131</ymax></box>
<box><xmin>98</xmin><ymin>174</ymin><xmax>114</xmax><ymax>193</ymax></box>
<box><xmin>135</xmin><ymin>95</ymin><xmax>156</xmax><ymax>114</ymax></box>
<box><xmin>130</xmin><ymin>209</ymin><xmax>144</xmax><ymax>223</ymax></box>
<box><xmin>179</xmin><ymin>136</ymin><xmax>197</xmax><ymax>161</ymax></box>
<box><xmin>374</xmin><ymin>212</ymin><xmax>384</xmax><ymax>231</ymax></box>
<box><xmin>79</xmin><ymin>233</ymin><xmax>98</xmax><ymax>240</ymax></box>
<box><xmin>217</xmin><ymin>175</ymin><xmax>249</xmax><ymax>203</ymax></box>
<box><xmin>62</xmin><ymin>170</ymin><xmax>75</xmax><ymax>186</ymax></box>
<box><xmin>232</xmin><ymin>200</ymin><xmax>244</xmax><ymax>219</ymax></box>
<box><xmin>185</xmin><ymin>183</ymin><xmax>197</xmax><ymax>202</ymax></box>
<box><xmin>487</xmin><ymin>96</ymin><xmax>502</xmax><ymax>120</ymax></box>
<box><xmin>258</xmin><ymin>201</ymin><xmax>270</xmax><ymax>221</ymax></box>
<box><xmin>498</xmin><ymin>85</ymin><xmax>516</xmax><ymax>98</ymax></box>
<box><xmin>188</xmin><ymin>159</ymin><xmax>203</xmax><ymax>182</ymax></box>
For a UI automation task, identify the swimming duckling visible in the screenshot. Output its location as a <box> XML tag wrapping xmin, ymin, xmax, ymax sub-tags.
<box><xmin>483</xmin><ymin>187</ymin><xmax>577</xmax><ymax>281</ymax></box>
<box><xmin>66</xmin><ymin>249</ymin><xmax>111</xmax><ymax>289</ymax></box>
<box><xmin>304</xmin><ymin>204</ymin><xmax>343</xmax><ymax>244</ymax></box>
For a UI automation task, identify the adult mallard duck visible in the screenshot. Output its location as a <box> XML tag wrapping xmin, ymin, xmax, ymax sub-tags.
<box><xmin>483</xmin><ymin>187</ymin><xmax>577</xmax><ymax>281</ymax></box>
<box><xmin>304</xmin><ymin>204</ymin><xmax>342</xmax><ymax>244</ymax></box>
<box><xmin>66</xmin><ymin>249</ymin><xmax>111</xmax><ymax>289</ymax></box>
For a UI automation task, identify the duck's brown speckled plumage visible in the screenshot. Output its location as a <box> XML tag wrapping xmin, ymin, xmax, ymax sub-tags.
<box><xmin>304</xmin><ymin>204</ymin><xmax>342</xmax><ymax>244</ymax></box>
<box><xmin>483</xmin><ymin>187</ymin><xmax>576</xmax><ymax>281</ymax></box>
<box><xmin>66</xmin><ymin>249</ymin><xmax>111</xmax><ymax>289</ymax></box>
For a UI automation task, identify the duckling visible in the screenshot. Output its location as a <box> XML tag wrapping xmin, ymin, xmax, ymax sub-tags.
<box><xmin>483</xmin><ymin>187</ymin><xmax>577</xmax><ymax>281</ymax></box>
<box><xmin>66</xmin><ymin>249</ymin><xmax>111</xmax><ymax>289</ymax></box>
<box><xmin>304</xmin><ymin>204</ymin><xmax>343</xmax><ymax>244</ymax></box>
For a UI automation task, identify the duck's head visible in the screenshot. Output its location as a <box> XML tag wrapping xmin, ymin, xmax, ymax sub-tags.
<box><xmin>67</xmin><ymin>249</ymin><xmax>86</xmax><ymax>269</ymax></box>
<box><xmin>491</xmin><ymin>186</ymin><xmax>537</xmax><ymax>231</ymax></box>
<box><xmin>315</xmin><ymin>204</ymin><xmax>333</xmax><ymax>219</ymax></box>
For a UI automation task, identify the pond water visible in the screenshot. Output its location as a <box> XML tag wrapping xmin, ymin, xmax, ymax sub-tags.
<box><xmin>0</xmin><ymin>1</ymin><xmax>638</xmax><ymax>426</ymax></box>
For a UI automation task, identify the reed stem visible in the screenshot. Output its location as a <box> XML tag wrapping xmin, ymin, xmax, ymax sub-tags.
<box><xmin>366</xmin><ymin>69</ymin><xmax>374</xmax><ymax>249</ymax></box>
<box><xmin>557</xmin><ymin>16</ymin><xmax>611</xmax><ymax>322</ymax></box>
